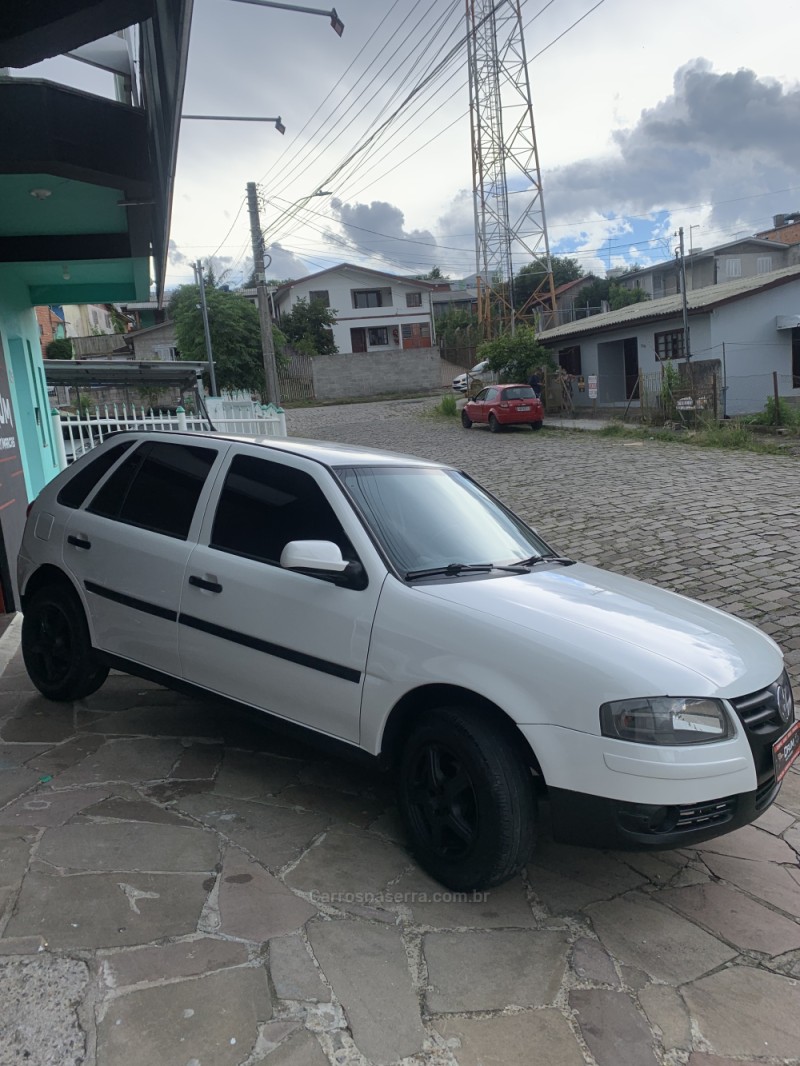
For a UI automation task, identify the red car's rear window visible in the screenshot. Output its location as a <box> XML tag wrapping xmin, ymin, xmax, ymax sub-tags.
<box><xmin>502</xmin><ymin>386</ymin><xmax>536</xmax><ymax>400</ymax></box>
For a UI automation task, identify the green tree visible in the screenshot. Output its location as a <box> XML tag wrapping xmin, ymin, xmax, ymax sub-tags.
<box><xmin>609</xmin><ymin>282</ymin><xmax>649</xmax><ymax>310</ymax></box>
<box><xmin>416</xmin><ymin>266</ymin><xmax>449</xmax><ymax>280</ymax></box>
<box><xmin>46</xmin><ymin>338</ymin><xmax>73</xmax><ymax>359</ymax></box>
<box><xmin>169</xmin><ymin>284</ymin><xmax>267</xmax><ymax>396</ymax></box>
<box><xmin>435</xmin><ymin>308</ymin><xmax>480</xmax><ymax>348</ymax></box>
<box><xmin>571</xmin><ymin>277</ymin><xmax>609</xmax><ymax>317</ymax></box>
<box><xmin>477</xmin><ymin>325</ymin><xmax>555</xmax><ymax>383</ymax></box>
<box><xmin>514</xmin><ymin>255</ymin><xmax>584</xmax><ymax>310</ymax></box>
<box><xmin>279</xmin><ymin>297</ymin><xmax>338</xmax><ymax>355</ymax></box>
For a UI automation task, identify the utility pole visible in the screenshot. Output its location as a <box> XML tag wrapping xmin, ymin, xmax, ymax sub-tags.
<box><xmin>246</xmin><ymin>181</ymin><xmax>280</xmax><ymax>404</ymax></box>
<box><xmin>193</xmin><ymin>260</ymin><xmax>219</xmax><ymax>397</ymax></box>
<box><xmin>676</xmin><ymin>227</ymin><xmax>691</xmax><ymax>362</ymax></box>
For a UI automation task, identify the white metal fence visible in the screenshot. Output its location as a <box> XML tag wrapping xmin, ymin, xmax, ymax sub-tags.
<box><xmin>53</xmin><ymin>403</ymin><xmax>287</xmax><ymax>471</ymax></box>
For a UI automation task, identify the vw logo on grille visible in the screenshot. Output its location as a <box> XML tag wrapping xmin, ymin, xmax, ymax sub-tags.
<box><xmin>776</xmin><ymin>677</ymin><xmax>794</xmax><ymax>724</ymax></box>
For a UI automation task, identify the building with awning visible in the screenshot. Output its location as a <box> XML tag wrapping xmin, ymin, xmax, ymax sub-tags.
<box><xmin>0</xmin><ymin>0</ymin><xmax>193</xmax><ymax>611</ymax></box>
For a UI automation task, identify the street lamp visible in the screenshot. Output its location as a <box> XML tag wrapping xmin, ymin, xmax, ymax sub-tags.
<box><xmin>182</xmin><ymin>115</ymin><xmax>286</xmax><ymax>134</ymax></box>
<box><xmin>227</xmin><ymin>0</ymin><xmax>344</xmax><ymax>35</ymax></box>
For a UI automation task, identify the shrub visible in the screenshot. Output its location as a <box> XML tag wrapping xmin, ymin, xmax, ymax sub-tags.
<box><xmin>46</xmin><ymin>338</ymin><xmax>73</xmax><ymax>360</ymax></box>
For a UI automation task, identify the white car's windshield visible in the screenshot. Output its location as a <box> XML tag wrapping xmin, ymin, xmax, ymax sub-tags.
<box><xmin>336</xmin><ymin>466</ymin><xmax>551</xmax><ymax>577</ymax></box>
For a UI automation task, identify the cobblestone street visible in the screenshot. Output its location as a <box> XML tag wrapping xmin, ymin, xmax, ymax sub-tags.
<box><xmin>1</xmin><ymin>399</ymin><xmax>798</xmax><ymax>1066</ymax></box>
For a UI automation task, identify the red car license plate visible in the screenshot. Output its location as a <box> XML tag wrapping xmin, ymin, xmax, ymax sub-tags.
<box><xmin>517</xmin><ymin>405</ymin><xmax>530</xmax><ymax>412</ymax></box>
<box><xmin>774</xmin><ymin>719</ymin><xmax>800</xmax><ymax>782</ymax></box>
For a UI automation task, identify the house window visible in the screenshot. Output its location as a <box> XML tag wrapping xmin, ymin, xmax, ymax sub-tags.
<box><xmin>558</xmin><ymin>346</ymin><xmax>582</xmax><ymax>375</ymax></box>
<box><xmin>756</xmin><ymin>257</ymin><xmax>773</xmax><ymax>275</ymax></box>
<box><xmin>725</xmin><ymin>258</ymin><xmax>742</xmax><ymax>278</ymax></box>
<box><xmin>308</xmin><ymin>290</ymin><xmax>330</xmax><ymax>307</ymax></box>
<box><xmin>401</xmin><ymin>324</ymin><xmax>412</xmax><ymax>339</ymax></box>
<box><xmin>368</xmin><ymin>327</ymin><xmax>388</xmax><ymax>346</ymax></box>
<box><xmin>420</xmin><ymin>322</ymin><xmax>431</xmax><ymax>338</ymax></box>
<box><xmin>353</xmin><ymin>289</ymin><xmax>383</xmax><ymax>308</ymax></box>
<box><xmin>406</xmin><ymin>292</ymin><xmax>422</xmax><ymax>307</ymax></box>
<box><xmin>654</xmin><ymin>329</ymin><xmax>685</xmax><ymax>361</ymax></box>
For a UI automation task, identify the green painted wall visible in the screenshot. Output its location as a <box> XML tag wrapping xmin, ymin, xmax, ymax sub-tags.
<box><xmin>0</xmin><ymin>266</ymin><xmax>61</xmax><ymax>498</ymax></box>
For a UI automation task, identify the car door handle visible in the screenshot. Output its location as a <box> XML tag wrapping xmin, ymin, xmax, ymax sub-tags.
<box><xmin>189</xmin><ymin>575</ymin><xmax>223</xmax><ymax>593</ymax></box>
<box><xmin>67</xmin><ymin>535</ymin><xmax>91</xmax><ymax>550</ymax></box>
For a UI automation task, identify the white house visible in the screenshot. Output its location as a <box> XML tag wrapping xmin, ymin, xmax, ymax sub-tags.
<box><xmin>538</xmin><ymin>264</ymin><xmax>800</xmax><ymax>417</ymax></box>
<box><xmin>273</xmin><ymin>264</ymin><xmax>437</xmax><ymax>355</ymax></box>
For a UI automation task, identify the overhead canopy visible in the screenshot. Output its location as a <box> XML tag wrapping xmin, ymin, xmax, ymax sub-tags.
<box><xmin>0</xmin><ymin>0</ymin><xmax>193</xmax><ymax>305</ymax></box>
<box><xmin>43</xmin><ymin>359</ymin><xmax>207</xmax><ymax>388</ymax></box>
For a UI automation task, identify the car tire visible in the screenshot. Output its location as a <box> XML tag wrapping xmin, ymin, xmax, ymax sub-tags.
<box><xmin>22</xmin><ymin>585</ymin><xmax>109</xmax><ymax>701</ymax></box>
<box><xmin>531</xmin><ymin>420</ymin><xmax>543</xmax><ymax>432</ymax></box>
<box><xmin>488</xmin><ymin>414</ymin><xmax>501</xmax><ymax>433</ymax></box>
<box><xmin>398</xmin><ymin>706</ymin><xmax>537</xmax><ymax>890</ymax></box>
<box><xmin>461</xmin><ymin>410</ymin><xmax>473</xmax><ymax>429</ymax></box>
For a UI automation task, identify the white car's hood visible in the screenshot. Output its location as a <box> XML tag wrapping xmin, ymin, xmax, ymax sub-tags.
<box><xmin>417</xmin><ymin>562</ymin><xmax>782</xmax><ymax>694</ymax></box>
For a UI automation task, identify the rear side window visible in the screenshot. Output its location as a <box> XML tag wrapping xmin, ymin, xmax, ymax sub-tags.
<box><xmin>88</xmin><ymin>441</ymin><xmax>217</xmax><ymax>539</ymax></box>
<box><xmin>57</xmin><ymin>441</ymin><xmax>135</xmax><ymax>510</ymax></box>
<box><xmin>211</xmin><ymin>454</ymin><xmax>354</xmax><ymax>565</ymax></box>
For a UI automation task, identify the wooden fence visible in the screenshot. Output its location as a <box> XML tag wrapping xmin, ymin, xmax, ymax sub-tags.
<box><xmin>277</xmin><ymin>347</ymin><xmax>315</xmax><ymax>402</ymax></box>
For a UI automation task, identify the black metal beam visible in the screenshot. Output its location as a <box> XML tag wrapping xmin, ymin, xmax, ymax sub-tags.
<box><xmin>0</xmin><ymin>81</ymin><xmax>151</xmax><ymax>194</ymax></box>
<box><xmin>0</xmin><ymin>0</ymin><xmax>154</xmax><ymax>67</ymax></box>
<box><xmin>0</xmin><ymin>233</ymin><xmax>132</xmax><ymax>263</ymax></box>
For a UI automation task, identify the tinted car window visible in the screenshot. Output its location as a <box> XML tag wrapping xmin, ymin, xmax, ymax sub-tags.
<box><xmin>211</xmin><ymin>454</ymin><xmax>355</xmax><ymax>565</ymax></box>
<box><xmin>503</xmin><ymin>386</ymin><xmax>535</xmax><ymax>400</ymax></box>
<box><xmin>88</xmin><ymin>441</ymin><xmax>216</xmax><ymax>539</ymax></box>
<box><xmin>56</xmin><ymin>441</ymin><xmax>135</xmax><ymax>510</ymax></box>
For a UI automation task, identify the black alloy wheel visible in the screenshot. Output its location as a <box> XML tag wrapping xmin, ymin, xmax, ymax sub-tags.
<box><xmin>488</xmin><ymin>413</ymin><xmax>501</xmax><ymax>433</ymax></box>
<box><xmin>398</xmin><ymin>707</ymin><xmax>536</xmax><ymax>890</ymax></box>
<box><xmin>22</xmin><ymin>586</ymin><xmax>109</xmax><ymax>701</ymax></box>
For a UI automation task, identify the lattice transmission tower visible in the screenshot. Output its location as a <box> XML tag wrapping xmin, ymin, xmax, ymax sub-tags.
<box><xmin>466</xmin><ymin>0</ymin><xmax>556</xmax><ymax>336</ymax></box>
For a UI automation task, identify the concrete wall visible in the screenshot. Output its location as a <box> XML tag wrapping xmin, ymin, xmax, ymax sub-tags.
<box><xmin>311</xmin><ymin>348</ymin><xmax>441</xmax><ymax>400</ymax></box>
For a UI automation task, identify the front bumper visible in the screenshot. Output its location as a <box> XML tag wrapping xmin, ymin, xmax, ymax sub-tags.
<box><xmin>547</xmin><ymin>775</ymin><xmax>781</xmax><ymax>850</ymax></box>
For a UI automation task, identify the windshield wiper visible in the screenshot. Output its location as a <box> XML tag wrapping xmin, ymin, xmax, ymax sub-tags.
<box><xmin>405</xmin><ymin>555</ymin><xmax>577</xmax><ymax>581</ymax></box>
<box><xmin>405</xmin><ymin>562</ymin><xmax>530</xmax><ymax>580</ymax></box>
<box><xmin>516</xmin><ymin>554</ymin><xmax>576</xmax><ymax>567</ymax></box>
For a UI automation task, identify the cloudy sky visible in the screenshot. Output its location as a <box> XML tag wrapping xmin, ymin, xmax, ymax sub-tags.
<box><xmin>19</xmin><ymin>0</ymin><xmax>800</xmax><ymax>290</ymax></box>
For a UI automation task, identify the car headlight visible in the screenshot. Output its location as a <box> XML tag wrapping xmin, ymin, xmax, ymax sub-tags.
<box><xmin>600</xmin><ymin>697</ymin><xmax>733</xmax><ymax>745</ymax></box>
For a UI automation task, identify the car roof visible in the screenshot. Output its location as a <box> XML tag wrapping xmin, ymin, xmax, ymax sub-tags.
<box><xmin>101</xmin><ymin>430</ymin><xmax>446</xmax><ymax>470</ymax></box>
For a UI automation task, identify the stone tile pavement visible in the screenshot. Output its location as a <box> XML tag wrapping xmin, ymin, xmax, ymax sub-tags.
<box><xmin>0</xmin><ymin>397</ymin><xmax>798</xmax><ymax>1066</ymax></box>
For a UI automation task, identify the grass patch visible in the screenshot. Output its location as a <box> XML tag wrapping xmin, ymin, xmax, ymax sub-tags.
<box><xmin>595</xmin><ymin>423</ymin><xmax>630</xmax><ymax>438</ymax></box>
<box><xmin>423</xmin><ymin>393</ymin><xmax>460</xmax><ymax>419</ymax></box>
<box><xmin>592</xmin><ymin>420</ymin><xmax>789</xmax><ymax>455</ymax></box>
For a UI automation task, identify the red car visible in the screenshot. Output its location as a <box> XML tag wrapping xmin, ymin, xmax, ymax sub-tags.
<box><xmin>461</xmin><ymin>384</ymin><xmax>544</xmax><ymax>432</ymax></box>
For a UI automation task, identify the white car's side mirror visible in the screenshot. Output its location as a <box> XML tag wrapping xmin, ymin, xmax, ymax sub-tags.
<box><xmin>280</xmin><ymin>540</ymin><xmax>348</xmax><ymax>573</ymax></box>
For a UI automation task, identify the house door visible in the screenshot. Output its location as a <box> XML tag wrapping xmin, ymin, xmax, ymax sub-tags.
<box><xmin>623</xmin><ymin>337</ymin><xmax>640</xmax><ymax>400</ymax></box>
<box><xmin>401</xmin><ymin>322</ymin><xmax>431</xmax><ymax>349</ymax></box>
<box><xmin>350</xmin><ymin>328</ymin><xmax>367</xmax><ymax>353</ymax></box>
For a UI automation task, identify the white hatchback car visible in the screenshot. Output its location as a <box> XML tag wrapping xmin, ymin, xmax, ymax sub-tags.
<box><xmin>451</xmin><ymin>359</ymin><xmax>495</xmax><ymax>392</ymax></box>
<box><xmin>17</xmin><ymin>432</ymin><xmax>799</xmax><ymax>889</ymax></box>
